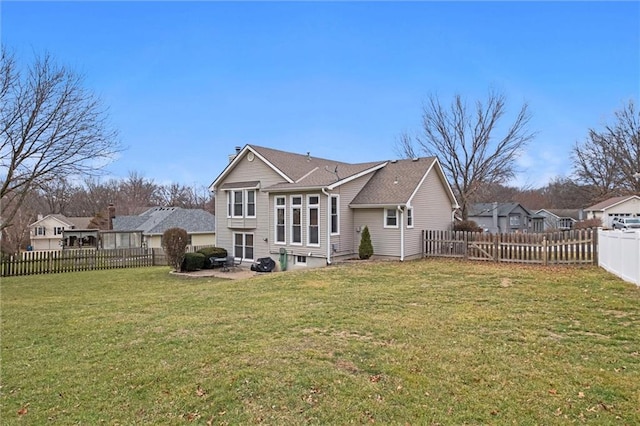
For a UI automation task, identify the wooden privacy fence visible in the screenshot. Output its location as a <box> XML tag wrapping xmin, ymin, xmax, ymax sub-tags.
<box><xmin>0</xmin><ymin>245</ymin><xmax>217</xmax><ymax>277</ymax></box>
<box><xmin>1</xmin><ymin>248</ymin><xmax>153</xmax><ymax>277</ymax></box>
<box><xmin>423</xmin><ymin>229</ymin><xmax>597</xmax><ymax>265</ymax></box>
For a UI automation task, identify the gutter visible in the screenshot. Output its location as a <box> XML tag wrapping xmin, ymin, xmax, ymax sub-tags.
<box><xmin>398</xmin><ymin>205</ymin><xmax>405</xmax><ymax>261</ymax></box>
<box><xmin>321</xmin><ymin>187</ymin><xmax>332</xmax><ymax>265</ymax></box>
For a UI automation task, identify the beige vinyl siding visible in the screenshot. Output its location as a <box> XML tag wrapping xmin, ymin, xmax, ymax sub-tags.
<box><xmin>330</xmin><ymin>174</ymin><xmax>375</xmax><ymax>256</ymax></box>
<box><xmin>406</xmin><ymin>168</ymin><xmax>454</xmax><ymax>258</ymax></box>
<box><xmin>191</xmin><ymin>233</ymin><xmax>216</xmax><ymax>247</ymax></box>
<box><xmin>353</xmin><ymin>208</ymin><xmax>401</xmax><ymax>258</ymax></box>
<box><xmin>215</xmin><ymin>154</ymin><xmax>285</xmax><ymax>260</ymax></box>
<box><xmin>267</xmin><ymin>191</ymin><xmax>325</xmax><ymax>259</ymax></box>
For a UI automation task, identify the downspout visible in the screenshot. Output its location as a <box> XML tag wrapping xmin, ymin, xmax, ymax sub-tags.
<box><xmin>321</xmin><ymin>187</ymin><xmax>332</xmax><ymax>265</ymax></box>
<box><xmin>398</xmin><ymin>205</ymin><xmax>405</xmax><ymax>262</ymax></box>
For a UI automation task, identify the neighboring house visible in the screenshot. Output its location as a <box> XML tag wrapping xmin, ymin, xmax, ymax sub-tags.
<box><xmin>535</xmin><ymin>209</ymin><xmax>583</xmax><ymax>231</ymax></box>
<box><xmin>584</xmin><ymin>195</ymin><xmax>640</xmax><ymax>228</ymax></box>
<box><xmin>107</xmin><ymin>207</ymin><xmax>216</xmax><ymax>249</ymax></box>
<box><xmin>468</xmin><ymin>202</ymin><xmax>543</xmax><ymax>233</ymax></box>
<box><xmin>210</xmin><ymin>144</ymin><xmax>458</xmax><ymax>269</ymax></box>
<box><xmin>29</xmin><ymin>214</ymin><xmax>98</xmax><ymax>250</ymax></box>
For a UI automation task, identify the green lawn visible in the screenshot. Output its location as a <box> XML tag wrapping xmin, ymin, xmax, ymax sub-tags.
<box><xmin>1</xmin><ymin>259</ymin><xmax>639</xmax><ymax>424</ymax></box>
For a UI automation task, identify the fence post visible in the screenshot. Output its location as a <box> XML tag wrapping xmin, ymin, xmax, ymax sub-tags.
<box><xmin>592</xmin><ymin>228</ymin><xmax>598</xmax><ymax>265</ymax></box>
<box><xmin>543</xmin><ymin>237</ymin><xmax>548</xmax><ymax>266</ymax></box>
<box><xmin>493</xmin><ymin>233</ymin><xmax>499</xmax><ymax>262</ymax></box>
<box><xmin>463</xmin><ymin>232</ymin><xmax>468</xmax><ymax>260</ymax></box>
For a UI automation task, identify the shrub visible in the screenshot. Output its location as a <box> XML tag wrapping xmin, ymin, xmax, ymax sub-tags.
<box><xmin>182</xmin><ymin>252</ymin><xmax>206</xmax><ymax>272</ymax></box>
<box><xmin>574</xmin><ymin>218</ymin><xmax>602</xmax><ymax>230</ymax></box>
<box><xmin>358</xmin><ymin>226</ymin><xmax>374</xmax><ymax>260</ymax></box>
<box><xmin>454</xmin><ymin>220</ymin><xmax>483</xmax><ymax>232</ymax></box>
<box><xmin>197</xmin><ymin>247</ymin><xmax>228</xmax><ymax>268</ymax></box>
<box><xmin>162</xmin><ymin>227</ymin><xmax>189</xmax><ymax>272</ymax></box>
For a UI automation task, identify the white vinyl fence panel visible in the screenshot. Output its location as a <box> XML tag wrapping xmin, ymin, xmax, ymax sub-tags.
<box><xmin>598</xmin><ymin>229</ymin><xmax>640</xmax><ymax>286</ymax></box>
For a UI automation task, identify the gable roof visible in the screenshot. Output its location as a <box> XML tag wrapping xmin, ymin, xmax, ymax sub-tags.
<box><xmin>351</xmin><ymin>157</ymin><xmax>447</xmax><ymax>206</ymax></box>
<box><xmin>469</xmin><ymin>203</ymin><xmax>535</xmax><ymax>217</ymax></box>
<box><xmin>585</xmin><ymin>195</ymin><xmax>640</xmax><ymax>212</ymax></box>
<box><xmin>536</xmin><ymin>209</ymin><xmax>581</xmax><ymax>221</ymax></box>
<box><xmin>29</xmin><ymin>214</ymin><xmax>93</xmax><ymax>229</ymax></box>
<box><xmin>212</xmin><ymin>144</ymin><xmax>458</xmax><ymax>207</ymax></box>
<box><xmin>212</xmin><ymin>144</ymin><xmax>387</xmax><ymax>191</ymax></box>
<box><xmin>112</xmin><ymin>207</ymin><xmax>215</xmax><ymax>235</ymax></box>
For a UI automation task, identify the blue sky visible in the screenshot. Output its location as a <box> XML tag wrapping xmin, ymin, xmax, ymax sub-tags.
<box><xmin>3</xmin><ymin>1</ymin><xmax>639</xmax><ymax>190</ymax></box>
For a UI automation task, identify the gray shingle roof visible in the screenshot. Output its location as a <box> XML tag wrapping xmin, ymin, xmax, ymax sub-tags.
<box><xmin>469</xmin><ymin>203</ymin><xmax>534</xmax><ymax>217</ymax></box>
<box><xmin>213</xmin><ymin>144</ymin><xmax>456</xmax><ymax>206</ymax></box>
<box><xmin>351</xmin><ymin>158</ymin><xmax>437</xmax><ymax>205</ymax></box>
<box><xmin>112</xmin><ymin>207</ymin><xmax>215</xmax><ymax>235</ymax></box>
<box><xmin>250</xmin><ymin>145</ymin><xmax>386</xmax><ymax>189</ymax></box>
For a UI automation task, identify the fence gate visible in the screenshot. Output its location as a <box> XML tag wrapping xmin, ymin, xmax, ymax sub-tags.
<box><xmin>423</xmin><ymin>229</ymin><xmax>596</xmax><ymax>265</ymax></box>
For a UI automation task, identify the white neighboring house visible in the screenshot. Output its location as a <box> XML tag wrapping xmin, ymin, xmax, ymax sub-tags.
<box><xmin>29</xmin><ymin>214</ymin><xmax>97</xmax><ymax>250</ymax></box>
<box><xmin>584</xmin><ymin>195</ymin><xmax>640</xmax><ymax>228</ymax></box>
<box><xmin>108</xmin><ymin>207</ymin><xmax>216</xmax><ymax>249</ymax></box>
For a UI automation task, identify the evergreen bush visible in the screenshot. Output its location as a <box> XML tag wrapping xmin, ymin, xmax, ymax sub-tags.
<box><xmin>197</xmin><ymin>247</ymin><xmax>228</xmax><ymax>269</ymax></box>
<box><xmin>183</xmin><ymin>252</ymin><xmax>206</xmax><ymax>272</ymax></box>
<box><xmin>358</xmin><ymin>226</ymin><xmax>374</xmax><ymax>259</ymax></box>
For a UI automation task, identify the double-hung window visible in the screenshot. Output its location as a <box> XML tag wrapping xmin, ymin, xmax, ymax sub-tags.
<box><xmin>234</xmin><ymin>233</ymin><xmax>254</xmax><ymax>260</ymax></box>
<box><xmin>384</xmin><ymin>208</ymin><xmax>398</xmax><ymax>228</ymax></box>
<box><xmin>54</xmin><ymin>227</ymin><xmax>64</xmax><ymax>235</ymax></box>
<box><xmin>330</xmin><ymin>195</ymin><xmax>339</xmax><ymax>235</ymax></box>
<box><xmin>228</xmin><ymin>189</ymin><xmax>257</xmax><ymax>218</ymax></box>
<box><xmin>291</xmin><ymin>196</ymin><xmax>302</xmax><ymax>245</ymax></box>
<box><xmin>307</xmin><ymin>195</ymin><xmax>320</xmax><ymax>246</ymax></box>
<box><xmin>275</xmin><ymin>196</ymin><xmax>286</xmax><ymax>244</ymax></box>
<box><xmin>407</xmin><ymin>207</ymin><xmax>414</xmax><ymax>228</ymax></box>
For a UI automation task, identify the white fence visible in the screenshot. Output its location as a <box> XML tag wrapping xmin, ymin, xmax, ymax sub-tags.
<box><xmin>598</xmin><ymin>229</ymin><xmax>640</xmax><ymax>286</ymax></box>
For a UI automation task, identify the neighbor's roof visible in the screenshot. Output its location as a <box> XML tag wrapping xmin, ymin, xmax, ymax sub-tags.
<box><xmin>469</xmin><ymin>203</ymin><xmax>535</xmax><ymax>217</ymax></box>
<box><xmin>536</xmin><ymin>209</ymin><xmax>582</xmax><ymax>220</ymax></box>
<box><xmin>29</xmin><ymin>214</ymin><xmax>93</xmax><ymax>229</ymax></box>
<box><xmin>585</xmin><ymin>195</ymin><xmax>640</xmax><ymax>211</ymax></box>
<box><xmin>112</xmin><ymin>207</ymin><xmax>215</xmax><ymax>235</ymax></box>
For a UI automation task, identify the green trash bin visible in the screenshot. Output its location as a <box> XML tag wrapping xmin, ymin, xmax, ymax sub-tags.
<box><xmin>279</xmin><ymin>247</ymin><xmax>288</xmax><ymax>271</ymax></box>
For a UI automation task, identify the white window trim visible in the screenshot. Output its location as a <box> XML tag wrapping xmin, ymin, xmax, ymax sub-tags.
<box><xmin>246</xmin><ymin>189</ymin><xmax>256</xmax><ymax>218</ymax></box>
<box><xmin>274</xmin><ymin>196</ymin><xmax>286</xmax><ymax>244</ymax></box>
<box><xmin>290</xmin><ymin>195</ymin><xmax>303</xmax><ymax>246</ymax></box>
<box><xmin>307</xmin><ymin>194</ymin><xmax>320</xmax><ymax>247</ymax></box>
<box><xmin>233</xmin><ymin>232</ymin><xmax>255</xmax><ymax>260</ymax></box>
<box><xmin>228</xmin><ymin>189</ymin><xmax>257</xmax><ymax>219</ymax></box>
<box><xmin>330</xmin><ymin>195</ymin><xmax>340</xmax><ymax>235</ymax></box>
<box><xmin>384</xmin><ymin>208</ymin><xmax>398</xmax><ymax>229</ymax></box>
<box><xmin>407</xmin><ymin>207</ymin><xmax>414</xmax><ymax>229</ymax></box>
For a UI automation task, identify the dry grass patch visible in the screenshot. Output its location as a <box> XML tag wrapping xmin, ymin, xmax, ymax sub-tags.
<box><xmin>1</xmin><ymin>260</ymin><xmax>639</xmax><ymax>424</ymax></box>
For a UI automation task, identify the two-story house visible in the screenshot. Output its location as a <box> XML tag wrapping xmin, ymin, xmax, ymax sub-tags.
<box><xmin>210</xmin><ymin>145</ymin><xmax>458</xmax><ymax>270</ymax></box>
<box><xmin>468</xmin><ymin>202</ymin><xmax>543</xmax><ymax>233</ymax></box>
<box><xmin>28</xmin><ymin>214</ymin><xmax>97</xmax><ymax>250</ymax></box>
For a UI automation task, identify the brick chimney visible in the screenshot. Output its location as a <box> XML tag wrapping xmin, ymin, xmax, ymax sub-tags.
<box><xmin>108</xmin><ymin>204</ymin><xmax>116</xmax><ymax>230</ymax></box>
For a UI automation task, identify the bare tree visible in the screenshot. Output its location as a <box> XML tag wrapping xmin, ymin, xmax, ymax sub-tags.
<box><xmin>396</xmin><ymin>89</ymin><xmax>535</xmax><ymax>219</ymax></box>
<box><xmin>0</xmin><ymin>48</ymin><xmax>121</xmax><ymax>232</ymax></box>
<box><xmin>573</xmin><ymin>100</ymin><xmax>640</xmax><ymax>198</ymax></box>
